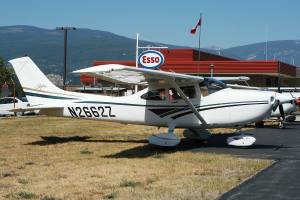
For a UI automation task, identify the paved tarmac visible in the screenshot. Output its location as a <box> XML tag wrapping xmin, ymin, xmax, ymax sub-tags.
<box><xmin>194</xmin><ymin>122</ymin><xmax>300</xmax><ymax>200</ymax></box>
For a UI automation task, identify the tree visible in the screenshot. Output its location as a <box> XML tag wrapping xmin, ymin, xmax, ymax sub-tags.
<box><xmin>0</xmin><ymin>57</ymin><xmax>25</xmax><ymax>98</ymax></box>
<box><xmin>0</xmin><ymin>57</ymin><xmax>13</xmax><ymax>84</ymax></box>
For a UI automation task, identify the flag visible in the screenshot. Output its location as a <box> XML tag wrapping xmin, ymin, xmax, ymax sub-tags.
<box><xmin>190</xmin><ymin>18</ymin><xmax>202</xmax><ymax>34</ymax></box>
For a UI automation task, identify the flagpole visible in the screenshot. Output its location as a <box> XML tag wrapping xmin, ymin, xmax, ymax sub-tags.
<box><xmin>135</xmin><ymin>32</ymin><xmax>139</xmax><ymax>93</ymax></box>
<box><xmin>197</xmin><ymin>13</ymin><xmax>202</xmax><ymax>76</ymax></box>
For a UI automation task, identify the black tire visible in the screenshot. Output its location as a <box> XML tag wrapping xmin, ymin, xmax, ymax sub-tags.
<box><xmin>255</xmin><ymin>121</ymin><xmax>264</xmax><ymax>128</ymax></box>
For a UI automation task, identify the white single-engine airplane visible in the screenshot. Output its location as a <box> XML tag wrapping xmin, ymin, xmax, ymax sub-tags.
<box><xmin>9</xmin><ymin>57</ymin><xmax>293</xmax><ymax>147</ymax></box>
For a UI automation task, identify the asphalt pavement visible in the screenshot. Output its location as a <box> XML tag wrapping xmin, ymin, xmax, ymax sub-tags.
<box><xmin>193</xmin><ymin>122</ymin><xmax>300</xmax><ymax>200</ymax></box>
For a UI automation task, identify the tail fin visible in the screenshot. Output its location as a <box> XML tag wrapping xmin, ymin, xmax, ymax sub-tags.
<box><xmin>9</xmin><ymin>57</ymin><xmax>71</xmax><ymax>106</ymax></box>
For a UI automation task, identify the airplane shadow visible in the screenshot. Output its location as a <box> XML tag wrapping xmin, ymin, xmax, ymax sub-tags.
<box><xmin>258</xmin><ymin>125</ymin><xmax>298</xmax><ymax>130</ymax></box>
<box><xmin>25</xmin><ymin>134</ymin><xmax>289</xmax><ymax>159</ymax></box>
<box><xmin>104</xmin><ymin>134</ymin><xmax>287</xmax><ymax>159</ymax></box>
<box><xmin>26</xmin><ymin>135</ymin><xmax>147</xmax><ymax>146</ymax></box>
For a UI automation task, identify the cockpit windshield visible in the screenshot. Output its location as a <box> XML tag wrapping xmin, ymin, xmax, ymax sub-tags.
<box><xmin>199</xmin><ymin>78</ymin><xmax>227</xmax><ymax>96</ymax></box>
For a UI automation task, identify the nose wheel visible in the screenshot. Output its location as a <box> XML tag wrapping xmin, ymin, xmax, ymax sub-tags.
<box><xmin>279</xmin><ymin>121</ymin><xmax>285</xmax><ymax>129</ymax></box>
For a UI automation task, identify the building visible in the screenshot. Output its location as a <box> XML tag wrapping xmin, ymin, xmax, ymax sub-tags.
<box><xmin>80</xmin><ymin>49</ymin><xmax>300</xmax><ymax>88</ymax></box>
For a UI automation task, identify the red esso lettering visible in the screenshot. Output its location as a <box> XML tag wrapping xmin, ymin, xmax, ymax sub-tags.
<box><xmin>142</xmin><ymin>56</ymin><xmax>147</xmax><ymax>63</ymax></box>
<box><xmin>142</xmin><ymin>56</ymin><xmax>160</xmax><ymax>64</ymax></box>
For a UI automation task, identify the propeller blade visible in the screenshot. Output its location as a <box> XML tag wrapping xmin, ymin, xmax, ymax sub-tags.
<box><xmin>272</xmin><ymin>100</ymin><xmax>280</xmax><ymax>112</ymax></box>
<box><xmin>279</xmin><ymin>104</ymin><xmax>285</xmax><ymax>120</ymax></box>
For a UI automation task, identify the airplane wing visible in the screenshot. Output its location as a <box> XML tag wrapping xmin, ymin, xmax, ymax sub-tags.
<box><xmin>73</xmin><ymin>64</ymin><xmax>207</xmax><ymax>126</ymax></box>
<box><xmin>72</xmin><ymin>64</ymin><xmax>204</xmax><ymax>85</ymax></box>
<box><xmin>227</xmin><ymin>84</ymin><xmax>260</xmax><ymax>90</ymax></box>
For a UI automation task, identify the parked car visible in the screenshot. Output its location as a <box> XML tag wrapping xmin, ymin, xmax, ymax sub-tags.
<box><xmin>0</xmin><ymin>97</ymin><xmax>29</xmax><ymax>116</ymax></box>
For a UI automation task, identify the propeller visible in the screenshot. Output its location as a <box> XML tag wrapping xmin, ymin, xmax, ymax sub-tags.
<box><xmin>277</xmin><ymin>76</ymin><xmax>286</xmax><ymax>121</ymax></box>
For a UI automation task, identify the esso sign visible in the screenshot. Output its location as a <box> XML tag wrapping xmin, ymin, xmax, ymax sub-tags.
<box><xmin>138</xmin><ymin>50</ymin><xmax>165</xmax><ymax>69</ymax></box>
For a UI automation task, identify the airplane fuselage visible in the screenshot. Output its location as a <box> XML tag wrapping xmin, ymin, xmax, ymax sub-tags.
<box><xmin>33</xmin><ymin>87</ymin><xmax>275</xmax><ymax>129</ymax></box>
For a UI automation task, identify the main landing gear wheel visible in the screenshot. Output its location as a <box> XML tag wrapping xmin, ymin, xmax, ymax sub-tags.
<box><xmin>183</xmin><ymin>128</ymin><xmax>211</xmax><ymax>141</ymax></box>
<box><xmin>255</xmin><ymin>121</ymin><xmax>264</xmax><ymax>128</ymax></box>
<box><xmin>148</xmin><ymin>124</ymin><xmax>180</xmax><ymax>147</ymax></box>
<box><xmin>227</xmin><ymin>128</ymin><xmax>256</xmax><ymax>147</ymax></box>
<box><xmin>148</xmin><ymin>133</ymin><xmax>180</xmax><ymax>147</ymax></box>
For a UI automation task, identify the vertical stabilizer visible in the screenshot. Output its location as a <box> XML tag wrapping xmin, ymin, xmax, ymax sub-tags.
<box><xmin>9</xmin><ymin>57</ymin><xmax>74</xmax><ymax>105</ymax></box>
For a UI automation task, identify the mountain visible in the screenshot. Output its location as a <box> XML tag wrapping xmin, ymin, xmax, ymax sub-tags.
<box><xmin>0</xmin><ymin>25</ymin><xmax>181</xmax><ymax>84</ymax></box>
<box><xmin>223</xmin><ymin>40</ymin><xmax>300</xmax><ymax>66</ymax></box>
<box><xmin>0</xmin><ymin>26</ymin><xmax>299</xmax><ymax>85</ymax></box>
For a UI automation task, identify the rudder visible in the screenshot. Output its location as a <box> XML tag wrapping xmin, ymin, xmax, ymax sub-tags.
<box><xmin>9</xmin><ymin>57</ymin><xmax>68</xmax><ymax>106</ymax></box>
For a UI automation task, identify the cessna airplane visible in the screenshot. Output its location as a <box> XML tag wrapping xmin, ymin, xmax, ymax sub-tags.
<box><xmin>9</xmin><ymin>57</ymin><xmax>293</xmax><ymax>147</ymax></box>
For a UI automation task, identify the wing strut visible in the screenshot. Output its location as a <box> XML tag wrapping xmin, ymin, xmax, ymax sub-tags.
<box><xmin>170</xmin><ymin>79</ymin><xmax>208</xmax><ymax>127</ymax></box>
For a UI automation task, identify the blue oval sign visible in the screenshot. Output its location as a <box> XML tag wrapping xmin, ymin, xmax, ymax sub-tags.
<box><xmin>138</xmin><ymin>50</ymin><xmax>165</xmax><ymax>69</ymax></box>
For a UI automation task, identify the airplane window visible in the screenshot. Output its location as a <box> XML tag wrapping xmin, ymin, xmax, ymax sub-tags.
<box><xmin>168</xmin><ymin>86</ymin><xmax>196</xmax><ymax>100</ymax></box>
<box><xmin>0</xmin><ymin>98</ymin><xmax>18</xmax><ymax>104</ymax></box>
<box><xmin>168</xmin><ymin>88</ymin><xmax>181</xmax><ymax>101</ymax></box>
<box><xmin>6</xmin><ymin>98</ymin><xmax>15</xmax><ymax>104</ymax></box>
<box><xmin>141</xmin><ymin>89</ymin><xmax>167</xmax><ymax>101</ymax></box>
<box><xmin>199</xmin><ymin>86</ymin><xmax>209</xmax><ymax>97</ymax></box>
<box><xmin>181</xmin><ymin>86</ymin><xmax>196</xmax><ymax>98</ymax></box>
<box><xmin>4</xmin><ymin>98</ymin><xmax>11</xmax><ymax>104</ymax></box>
<box><xmin>200</xmin><ymin>79</ymin><xmax>226</xmax><ymax>96</ymax></box>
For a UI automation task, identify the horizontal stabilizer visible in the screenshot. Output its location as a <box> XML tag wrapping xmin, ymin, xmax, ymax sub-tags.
<box><xmin>9</xmin><ymin>104</ymin><xmax>64</xmax><ymax>112</ymax></box>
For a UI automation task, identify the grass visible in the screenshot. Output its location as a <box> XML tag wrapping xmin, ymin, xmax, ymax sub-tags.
<box><xmin>104</xmin><ymin>191</ymin><xmax>118</xmax><ymax>199</ymax></box>
<box><xmin>152</xmin><ymin>152</ymin><xmax>164</xmax><ymax>159</ymax></box>
<box><xmin>0</xmin><ymin>116</ymin><xmax>272</xmax><ymax>200</ymax></box>
<box><xmin>80</xmin><ymin>148</ymin><xmax>93</xmax><ymax>155</ymax></box>
<box><xmin>24</xmin><ymin>161</ymin><xmax>35</xmax><ymax>165</ymax></box>
<box><xmin>5</xmin><ymin>191</ymin><xmax>38</xmax><ymax>199</ymax></box>
<box><xmin>41</xmin><ymin>195</ymin><xmax>61</xmax><ymax>200</ymax></box>
<box><xmin>2</xmin><ymin>171</ymin><xmax>14</xmax><ymax>178</ymax></box>
<box><xmin>17</xmin><ymin>178</ymin><xmax>29</xmax><ymax>184</ymax></box>
<box><xmin>17</xmin><ymin>191</ymin><xmax>37</xmax><ymax>199</ymax></box>
<box><xmin>120</xmin><ymin>180</ymin><xmax>140</xmax><ymax>188</ymax></box>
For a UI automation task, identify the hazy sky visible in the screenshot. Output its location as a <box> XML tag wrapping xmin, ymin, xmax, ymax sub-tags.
<box><xmin>1</xmin><ymin>0</ymin><xmax>300</xmax><ymax>48</ymax></box>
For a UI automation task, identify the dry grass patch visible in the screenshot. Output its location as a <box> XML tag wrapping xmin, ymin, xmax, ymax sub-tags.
<box><xmin>0</xmin><ymin>116</ymin><xmax>272</xmax><ymax>200</ymax></box>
